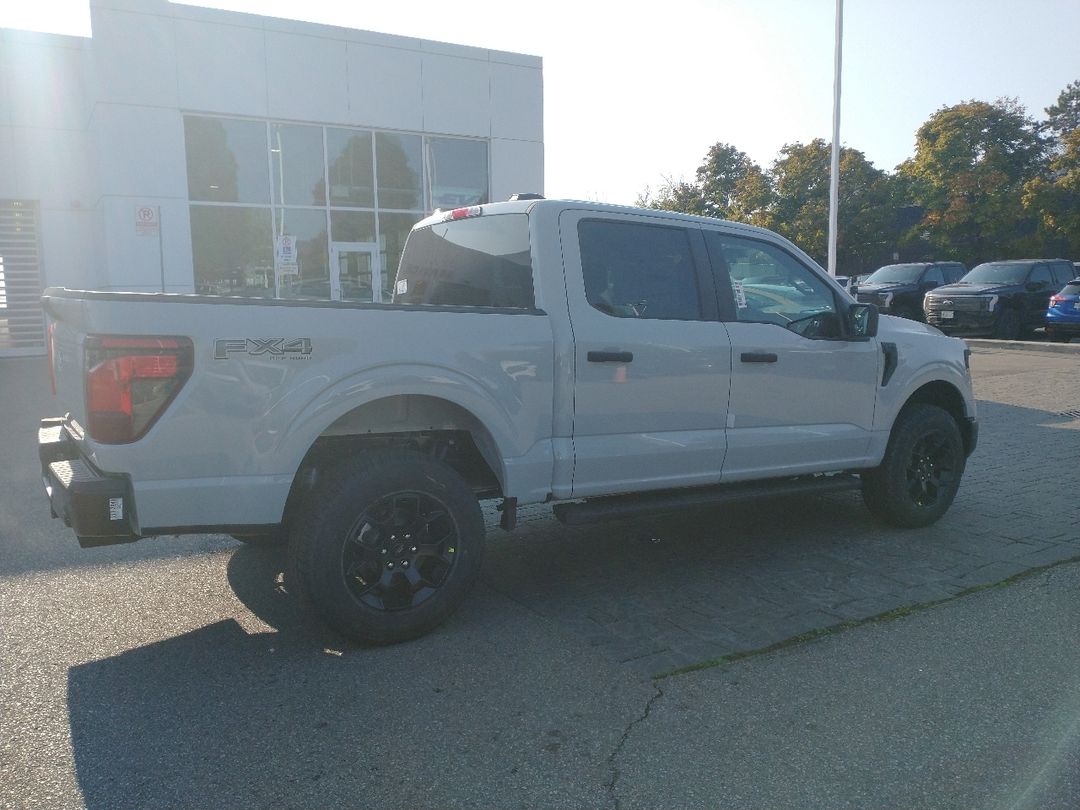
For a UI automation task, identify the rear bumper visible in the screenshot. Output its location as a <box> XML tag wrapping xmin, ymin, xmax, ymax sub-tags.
<box><xmin>39</xmin><ymin>418</ymin><xmax>140</xmax><ymax>548</ymax></box>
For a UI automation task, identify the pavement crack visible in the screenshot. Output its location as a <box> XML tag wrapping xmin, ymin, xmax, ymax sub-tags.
<box><xmin>605</xmin><ymin>682</ymin><xmax>664</xmax><ymax>810</ymax></box>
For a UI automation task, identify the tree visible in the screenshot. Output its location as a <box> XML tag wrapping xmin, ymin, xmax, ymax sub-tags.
<box><xmin>1023</xmin><ymin>126</ymin><xmax>1080</xmax><ymax>258</ymax></box>
<box><xmin>899</xmin><ymin>99</ymin><xmax>1047</xmax><ymax>265</ymax></box>
<box><xmin>639</xmin><ymin>142</ymin><xmax>771</xmax><ymax>223</ymax></box>
<box><xmin>765</xmin><ymin>139</ymin><xmax>896</xmax><ymax>273</ymax></box>
<box><xmin>1044</xmin><ymin>79</ymin><xmax>1080</xmax><ymax>141</ymax></box>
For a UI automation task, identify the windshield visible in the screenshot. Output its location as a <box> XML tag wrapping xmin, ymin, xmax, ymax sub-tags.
<box><xmin>960</xmin><ymin>262</ymin><xmax>1031</xmax><ymax>285</ymax></box>
<box><xmin>862</xmin><ymin>264</ymin><xmax>926</xmax><ymax>283</ymax></box>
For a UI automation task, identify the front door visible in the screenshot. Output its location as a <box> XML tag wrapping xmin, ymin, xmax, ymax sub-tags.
<box><xmin>703</xmin><ymin>230</ymin><xmax>881</xmax><ymax>480</ymax></box>
<box><xmin>331</xmin><ymin>242</ymin><xmax>380</xmax><ymax>302</ymax></box>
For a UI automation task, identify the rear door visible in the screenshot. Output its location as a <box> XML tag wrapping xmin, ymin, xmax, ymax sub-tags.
<box><xmin>704</xmin><ymin>230</ymin><xmax>880</xmax><ymax>481</ymax></box>
<box><xmin>560</xmin><ymin>210</ymin><xmax>731</xmax><ymax>497</ymax></box>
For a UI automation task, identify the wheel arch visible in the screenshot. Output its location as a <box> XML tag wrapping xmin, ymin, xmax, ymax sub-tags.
<box><xmin>898</xmin><ymin>380</ymin><xmax>976</xmax><ymax>456</ymax></box>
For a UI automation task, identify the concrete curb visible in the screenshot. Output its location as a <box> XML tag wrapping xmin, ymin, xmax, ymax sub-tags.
<box><xmin>965</xmin><ymin>338</ymin><xmax>1080</xmax><ymax>354</ymax></box>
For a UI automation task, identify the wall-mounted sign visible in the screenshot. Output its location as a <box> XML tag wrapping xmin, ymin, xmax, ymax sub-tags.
<box><xmin>135</xmin><ymin>205</ymin><xmax>159</xmax><ymax>236</ymax></box>
<box><xmin>275</xmin><ymin>234</ymin><xmax>298</xmax><ymax>275</ymax></box>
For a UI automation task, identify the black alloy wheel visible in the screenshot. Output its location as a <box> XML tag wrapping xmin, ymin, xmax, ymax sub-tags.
<box><xmin>862</xmin><ymin>404</ymin><xmax>965</xmax><ymax>528</ymax></box>
<box><xmin>341</xmin><ymin>491</ymin><xmax>460</xmax><ymax>611</ymax></box>
<box><xmin>288</xmin><ymin>452</ymin><xmax>485</xmax><ymax>644</ymax></box>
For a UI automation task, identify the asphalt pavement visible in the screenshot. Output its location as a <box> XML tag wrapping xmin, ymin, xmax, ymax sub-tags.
<box><xmin>1</xmin><ymin>346</ymin><xmax>1078</xmax><ymax>809</ymax></box>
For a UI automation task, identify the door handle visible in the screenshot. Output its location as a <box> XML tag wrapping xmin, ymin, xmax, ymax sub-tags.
<box><xmin>587</xmin><ymin>351</ymin><xmax>634</xmax><ymax>363</ymax></box>
<box><xmin>740</xmin><ymin>352</ymin><xmax>778</xmax><ymax>363</ymax></box>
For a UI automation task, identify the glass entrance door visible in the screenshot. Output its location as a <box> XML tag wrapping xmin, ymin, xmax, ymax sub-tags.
<box><xmin>331</xmin><ymin>242</ymin><xmax>380</xmax><ymax>302</ymax></box>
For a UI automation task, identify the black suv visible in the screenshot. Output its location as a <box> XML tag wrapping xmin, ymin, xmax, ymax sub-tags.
<box><xmin>854</xmin><ymin>262</ymin><xmax>966</xmax><ymax>321</ymax></box>
<box><xmin>923</xmin><ymin>259</ymin><xmax>1076</xmax><ymax>339</ymax></box>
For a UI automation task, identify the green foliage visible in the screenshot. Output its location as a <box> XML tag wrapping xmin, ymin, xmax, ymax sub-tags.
<box><xmin>642</xmin><ymin>79</ymin><xmax>1080</xmax><ymax>273</ymax></box>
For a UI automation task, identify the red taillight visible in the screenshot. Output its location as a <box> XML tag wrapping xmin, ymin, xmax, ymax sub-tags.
<box><xmin>85</xmin><ymin>335</ymin><xmax>193</xmax><ymax>443</ymax></box>
<box><xmin>1050</xmin><ymin>295</ymin><xmax>1066</xmax><ymax>304</ymax></box>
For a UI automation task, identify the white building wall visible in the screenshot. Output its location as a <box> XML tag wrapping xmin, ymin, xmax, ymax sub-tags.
<box><xmin>1</xmin><ymin>0</ymin><xmax>544</xmax><ymax>296</ymax></box>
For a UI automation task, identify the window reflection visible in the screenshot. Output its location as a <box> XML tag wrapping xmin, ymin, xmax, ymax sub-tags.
<box><xmin>190</xmin><ymin>206</ymin><xmax>273</xmax><ymax>296</ymax></box>
<box><xmin>327</xmin><ymin>128</ymin><xmax>374</xmax><ymax>207</ymax></box>
<box><xmin>376</xmin><ymin>133</ymin><xmax>422</xmax><ymax>209</ymax></box>
<box><xmin>428</xmin><ymin>138</ymin><xmax>488</xmax><ymax>209</ymax></box>
<box><xmin>271</xmin><ymin>123</ymin><xmax>326</xmax><ymax>206</ymax></box>
<box><xmin>185</xmin><ymin>117</ymin><xmax>269</xmax><ymax>204</ymax></box>
<box><xmin>275</xmin><ymin>208</ymin><xmax>330</xmax><ymax>300</ymax></box>
<box><xmin>330</xmin><ymin>210</ymin><xmax>376</xmax><ymax>243</ymax></box>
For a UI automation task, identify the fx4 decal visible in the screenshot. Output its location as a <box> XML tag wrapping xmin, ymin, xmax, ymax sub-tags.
<box><xmin>214</xmin><ymin>338</ymin><xmax>313</xmax><ymax>360</ymax></box>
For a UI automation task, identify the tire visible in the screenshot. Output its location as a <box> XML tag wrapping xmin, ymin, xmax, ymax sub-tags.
<box><xmin>287</xmin><ymin>452</ymin><xmax>485</xmax><ymax>645</ymax></box>
<box><xmin>992</xmin><ymin>309</ymin><xmax>1021</xmax><ymax>340</ymax></box>
<box><xmin>861</xmin><ymin>404</ymin><xmax>965</xmax><ymax>528</ymax></box>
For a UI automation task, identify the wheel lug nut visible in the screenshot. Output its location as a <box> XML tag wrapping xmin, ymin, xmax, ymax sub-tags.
<box><xmin>410</xmin><ymin>546</ymin><xmax>417</xmax><ymax>553</ymax></box>
<box><xmin>402</xmin><ymin>560</ymin><xmax>410</xmax><ymax>568</ymax></box>
<box><xmin>386</xmin><ymin>561</ymin><xmax>394</xmax><ymax>569</ymax></box>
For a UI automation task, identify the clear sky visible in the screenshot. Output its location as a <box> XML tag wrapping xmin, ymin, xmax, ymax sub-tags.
<box><xmin>4</xmin><ymin>1</ymin><xmax>1080</xmax><ymax>204</ymax></box>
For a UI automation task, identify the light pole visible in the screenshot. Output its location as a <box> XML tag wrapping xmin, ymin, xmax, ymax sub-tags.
<box><xmin>827</xmin><ymin>0</ymin><xmax>843</xmax><ymax>277</ymax></box>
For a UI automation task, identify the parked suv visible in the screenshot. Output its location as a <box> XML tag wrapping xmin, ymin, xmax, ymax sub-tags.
<box><xmin>1046</xmin><ymin>277</ymin><xmax>1080</xmax><ymax>343</ymax></box>
<box><xmin>924</xmin><ymin>259</ymin><xmax>1076</xmax><ymax>339</ymax></box>
<box><xmin>855</xmin><ymin>262</ymin><xmax>966</xmax><ymax>321</ymax></box>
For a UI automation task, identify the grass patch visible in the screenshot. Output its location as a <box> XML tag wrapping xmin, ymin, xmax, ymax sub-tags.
<box><xmin>654</xmin><ymin>554</ymin><xmax>1080</xmax><ymax>680</ymax></box>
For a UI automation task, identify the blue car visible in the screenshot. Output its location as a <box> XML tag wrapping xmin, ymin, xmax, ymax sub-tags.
<box><xmin>1046</xmin><ymin>277</ymin><xmax>1080</xmax><ymax>343</ymax></box>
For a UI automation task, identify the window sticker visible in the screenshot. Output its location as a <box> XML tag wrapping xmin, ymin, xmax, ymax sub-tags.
<box><xmin>733</xmin><ymin>279</ymin><xmax>748</xmax><ymax>309</ymax></box>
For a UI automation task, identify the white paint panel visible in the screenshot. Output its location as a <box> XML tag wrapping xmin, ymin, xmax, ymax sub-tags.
<box><xmin>175</xmin><ymin>19</ymin><xmax>268</xmax><ymax>117</ymax></box>
<box><xmin>491</xmin><ymin>62</ymin><xmax>543</xmax><ymax>141</ymax></box>
<box><xmin>89</xmin><ymin>7</ymin><xmax>178</xmax><ymax>108</ymax></box>
<box><xmin>422</xmin><ymin>54</ymin><xmax>489</xmax><ymax>137</ymax></box>
<box><xmin>490</xmin><ymin>139</ymin><xmax>544</xmax><ymax>201</ymax></box>
<box><xmin>346</xmin><ymin>43</ymin><xmax>423</xmax><ymax>130</ymax></box>
<box><xmin>93</xmin><ymin>105</ymin><xmax>187</xmax><ymax>198</ymax></box>
<box><xmin>265</xmin><ymin>32</ymin><xmax>348</xmax><ymax>124</ymax></box>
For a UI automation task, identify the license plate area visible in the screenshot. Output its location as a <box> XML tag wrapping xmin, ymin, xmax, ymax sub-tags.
<box><xmin>940</xmin><ymin>311</ymin><xmax>954</xmax><ymax>319</ymax></box>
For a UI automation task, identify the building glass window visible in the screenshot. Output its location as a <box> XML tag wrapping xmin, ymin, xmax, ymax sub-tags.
<box><xmin>327</xmin><ymin>128</ymin><xmax>374</xmax><ymax>208</ymax></box>
<box><xmin>379</xmin><ymin>212</ymin><xmax>424</xmax><ymax>300</ymax></box>
<box><xmin>376</xmin><ymin>133</ymin><xmax>423</xmax><ymax>210</ymax></box>
<box><xmin>271</xmin><ymin>123</ymin><xmax>326</xmax><ymax>206</ymax></box>
<box><xmin>428</xmin><ymin>138</ymin><xmax>488</xmax><ymax>210</ymax></box>
<box><xmin>275</xmin><ymin>208</ymin><xmax>330</xmax><ymax>299</ymax></box>
<box><xmin>330</xmin><ymin>210</ymin><xmax>376</xmax><ymax>243</ymax></box>
<box><xmin>190</xmin><ymin>206</ymin><xmax>274</xmax><ymax>296</ymax></box>
<box><xmin>184</xmin><ymin>116</ymin><xmax>487</xmax><ymax>302</ymax></box>
<box><xmin>185</xmin><ymin>117</ymin><xmax>269</xmax><ymax>204</ymax></box>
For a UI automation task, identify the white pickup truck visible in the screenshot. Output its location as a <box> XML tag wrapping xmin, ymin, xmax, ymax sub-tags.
<box><xmin>39</xmin><ymin>199</ymin><xmax>978</xmax><ymax>643</ymax></box>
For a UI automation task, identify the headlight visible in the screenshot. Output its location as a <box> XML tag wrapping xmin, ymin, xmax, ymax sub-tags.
<box><xmin>986</xmin><ymin>295</ymin><xmax>998</xmax><ymax>311</ymax></box>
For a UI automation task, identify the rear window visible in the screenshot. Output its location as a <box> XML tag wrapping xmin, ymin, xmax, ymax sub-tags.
<box><xmin>1061</xmin><ymin>282</ymin><xmax>1080</xmax><ymax>296</ymax></box>
<box><xmin>1050</xmin><ymin>261</ymin><xmax>1075</xmax><ymax>286</ymax></box>
<box><xmin>394</xmin><ymin>214</ymin><xmax>534</xmax><ymax>309</ymax></box>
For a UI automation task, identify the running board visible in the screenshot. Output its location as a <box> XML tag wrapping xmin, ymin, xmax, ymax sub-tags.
<box><xmin>552</xmin><ymin>474</ymin><xmax>862</xmax><ymax>526</ymax></box>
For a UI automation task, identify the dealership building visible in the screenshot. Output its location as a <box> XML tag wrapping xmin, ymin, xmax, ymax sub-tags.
<box><xmin>0</xmin><ymin>0</ymin><xmax>544</xmax><ymax>355</ymax></box>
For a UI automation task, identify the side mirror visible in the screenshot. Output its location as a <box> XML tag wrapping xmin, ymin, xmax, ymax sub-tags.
<box><xmin>848</xmin><ymin>302</ymin><xmax>878</xmax><ymax>338</ymax></box>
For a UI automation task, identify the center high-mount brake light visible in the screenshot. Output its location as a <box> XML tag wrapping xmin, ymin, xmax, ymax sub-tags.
<box><xmin>85</xmin><ymin>335</ymin><xmax>194</xmax><ymax>443</ymax></box>
<box><xmin>445</xmin><ymin>205</ymin><xmax>482</xmax><ymax>222</ymax></box>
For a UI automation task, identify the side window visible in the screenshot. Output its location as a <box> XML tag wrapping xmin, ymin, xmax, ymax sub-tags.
<box><xmin>578</xmin><ymin>219</ymin><xmax>701</xmax><ymax>320</ymax></box>
<box><xmin>1051</xmin><ymin>262</ymin><xmax>1074</xmax><ymax>286</ymax></box>
<box><xmin>1029</xmin><ymin>265</ymin><xmax>1053</xmax><ymax>287</ymax></box>
<box><xmin>924</xmin><ymin>267</ymin><xmax>945</xmax><ymax>285</ymax></box>
<box><xmin>704</xmin><ymin>232</ymin><xmax>839</xmax><ymax>337</ymax></box>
